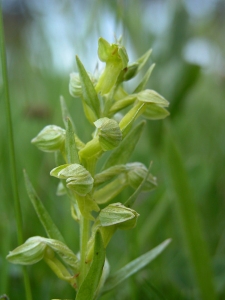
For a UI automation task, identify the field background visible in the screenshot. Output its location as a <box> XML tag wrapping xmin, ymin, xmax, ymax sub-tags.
<box><xmin>1</xmin><ymin>0</ymin><xmax>225</xmax><ymax>299</ymax></box>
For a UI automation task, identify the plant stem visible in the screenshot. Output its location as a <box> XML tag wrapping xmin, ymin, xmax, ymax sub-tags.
<box><xmin>0</xmin><ymin>3</ymin><xmax>32</xmax><ymax>300</ymax></box>
<box><xmin>79</xmin><ymin>215</ymin><xmax>90</xmax><ymax>283</ymax></box>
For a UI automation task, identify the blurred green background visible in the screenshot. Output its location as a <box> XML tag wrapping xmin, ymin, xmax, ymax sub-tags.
<box><xmin>1</xmin><ymin>0</ymin><xmax>225</xmax><ymax>299</ymax></box>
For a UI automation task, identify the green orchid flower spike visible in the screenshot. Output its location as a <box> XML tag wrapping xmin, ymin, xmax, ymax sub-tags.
<box><xmin>7</xmin><ymin>37</ymin><xmax>171</xmax><ymax>300</ymax></box>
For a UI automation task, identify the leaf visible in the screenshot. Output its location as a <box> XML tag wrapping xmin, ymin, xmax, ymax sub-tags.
<box><xmin>133</xmin><ymin>64</ymin><xmax>155</xmax><ymax>93</ymax></box>
<box><xmin>94</xmin><ymin>175</ymin><xmax>127</xmax><ymax>205</ymax></box>
<box><xmin>102</xmin><ymin>239</ymin><xmax>171</xmax><ymax>294</ymax></box>
<box><xmin>76</xmin><ymin>56</ymin><xmax>100</xmax><ymax>122</ymax></box>
<box><xmin>65</xmin><ymin>117</ymin><xmax>79</xmax><ymax>164</ymax></box>
<box><xmin>44</xmin><ymin>238</ymin><xmax>79</xmax><ymax>272</ymax></box>
<box><xmin>23</xmin><ymin>170</ymin><xmax>66</xmax><ymax>244</ymax></box>
<box><xmin>119</xmin><ymin>102</ymin><xmax>146</xmax><ymax>134</ymax></box>
<box><xmin>94</xmin><ymin>165</ymin><xmax>127</xmax><ymax>186</ymax></box>
<box><xmin>165</xmin><ymin>123</ymin><xmax>217</xmax><ymax>300</ymax></box>
<box><xmin>103</xmin><ymin>121</ymin><xmax>145</xmax><ymax>169</ymax></box>
<box><xmin>135</xmin><ymin>49</ymin><xmax>152</xmax><ymax>73</ymax></box>
<box><xmin>60</xmin><ymin>95</ymin><xmax>75</xmax><ymax>130</ymax></box>
<box><xmin>76</xmin><ymin>231</ymin><xmax>105</xmax><ymax>300</ymax></box>
<box><xmin>109</xmin><ymin>94</ymin><xmax>137</xmax><ymax>114</ymax></box>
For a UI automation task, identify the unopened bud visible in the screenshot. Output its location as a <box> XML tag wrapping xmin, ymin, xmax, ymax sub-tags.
<box><xmin>31</xmin><ymin>125</ymin><xmax>65</xmax><ymax>152</ymax></box>
<box><xmin>127</xmin><ymin>162</ymin><xmax>157</xmax><ymax>191</ymax></box>
<box><xmin>50</xmin><ymin>164</ymin><xmax>94</xmax><ymax>196</ymax></box>
<box><xmin>6</xmin><ymin>236</ymin><xmax>46</xmax><ymax>265</ymax></box>
<box><xmin>95</xmin><ymin>38</ymin><xmax>129</xmax><ymax>94</ymax></box>
<box><xmin>69</xmin><ymin>72</ymin><xmax>96</xmax><ymax>98</ymax></box>
<box><xmin>99</xmin><ymin>203</ymin><xmax>139</xmax><ymax>230</ymax></box>
<box><xmin>94</xmin><ymin>117</ymin><xmax>122</xmax><ymax>151</ymax></box>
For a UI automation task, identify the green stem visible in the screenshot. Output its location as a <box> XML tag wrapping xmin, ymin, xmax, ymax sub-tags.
<box><xmin>94</xmin><ymin>174</ymin><xmax>128</xmax><ymax>204</ymax></box>
<box><xmin>0</xmin><ymin>3</ymin><xmax>32</xmax><ymax>300</ymax></box>
<box><xmin>79</xmin><ymin>216</ymin><xmax>90</xmax><ymax>283</ymax></box>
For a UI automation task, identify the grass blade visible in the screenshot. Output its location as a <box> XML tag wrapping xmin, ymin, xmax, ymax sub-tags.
<box><xmin>0</xmin><ymin>4</ymin><xmax>32</xmax><ymax>300</ymax></box>
<box><xmin>102</xmin><ymin>239</ymin><xmax>171</xmax><ymax>294</ymax></box>
<box><xmin>60</xmin><ymin>95</ymin><xmax>76</xmax><ymax>130</ymax></box>
<box><xmin>24</xmin><ymin>170</ymin><xmax>66</xmax><ymax>244</ymax></box>
<box><xmin>164</xmin><ymin>122</ymin><xmax>216</xmax><ymax>300</ymax></box>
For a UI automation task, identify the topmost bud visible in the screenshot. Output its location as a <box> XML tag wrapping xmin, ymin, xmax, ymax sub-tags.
<box><xmin>95</xmin><ymin>38</ymin><xmax>129</xmax><ymax>95</ymax></box>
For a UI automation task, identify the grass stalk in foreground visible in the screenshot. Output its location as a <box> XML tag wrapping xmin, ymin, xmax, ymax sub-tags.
<box><xmin>0</xmin><ymin>3</ymin><xmax>32</xmax><ymax>300</ymax></box>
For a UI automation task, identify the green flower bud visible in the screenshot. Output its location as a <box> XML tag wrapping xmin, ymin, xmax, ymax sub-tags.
<box><xmin>31</xmin><ymin>125</ymin><xmax>65</xmax><ymax>152</ymax></box>
<box><xmin>99</xmin><ymin>203</ymin><xmax>139</xmax><ymax>230</ymax></box>
<box><xmin>69</xmin><ymin>72</ymin><xmax>82</xmax><ymax>98</ymax></box>
<box><xmin>119</xmin><ymin>89</ymin><xmax>169</xmax><ymax>134</ymax></box>
<box><xmin>6</xmin><ymin>236</ymin><xmax>46</xmax><ymax>265</ymax></box>
<box><xmin>86</xmin><ymin>204</ymin><xmax>139</xmax><ymax>260</ymax></box>
<box><xmin>143</xmin><ymin>103</ymin><xmax>170</xmax><ymax>120</ymax></box>
<box><xmin>116</xmin><ymin>48</ymin><xmax>152</xmax><ymax>84</ymax></box>
<box><xmin>50</xmin><ymin>164</ymin><xmax>94</xmax><ymax>196</ymax></box>
<box><xmin>116</xmin><ymin>63</ymin><xmax>139</xmax><ymax>83</ymax></box>
<box><xmin>95</xmin><ymin>37</ymin><xmax>129</xmax><ymax>94</ymax></box>
<box><xmin>6</xmin><ymin>236</ymin><xmax>79</xmax><ymax>273</ymax></box>
<box><xmin>127</xmin><ymin>162</ymin><xmax>157</xmax><ymax>191</ymax></box>
<box><xmin>94</xmin><ymin>117</ymin><xmax>122</xmax><ymax>151</ymax></box>
<box><xmin>69</xmin><ymin>72</ymin><xmax>96</xmax><ymax>98</ymax></box>
<box><xmin>135</xmin><ymin>89</ymin><xmax>169</xmax><ymax>107</ymax></box>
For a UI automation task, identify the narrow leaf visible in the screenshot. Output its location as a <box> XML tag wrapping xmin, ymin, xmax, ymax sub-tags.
<box><xmin>94</xmin><ymin>175</ymin><xmax>127</xmax><ymax>205</ymax></box>
<box><xmin>133</xmin><ymin>63</ymin><xmax>155</xmax><ymax>93</ymax></box>
<box><xmin>76</xmin><ymin>231</ymin><xmax>105</xmax><ymax>300</ymax></box>
<box><xmin>44</xmin><ymin>238</ymin><xmax>79</xmax><ymax>272</ymax></box>
<box><xmin>135</xmin><ymin>49</ymin><xmax>152</xmax><ymax>73</ymax></box>
<box><xmin>23</xmin><ymin>170</ymin><xmax>65</xmax><ymax>244</ymax></box>
<box><xmin>94</xmin><ymin>165</ymin><xmax>127</xmax><ymax>186</ymax></box>
<box><xmin>119</xmin><ymin>102</ymin><xmax>146</xmax><ymax>134</ymax></box>
<box><xmin>76</xmin><ymin>56</ymin><xmax>100</xmax><ymax>121</ymax></box>
<box><xmin>65</xmin><ymin>117</ymin><xmax>79</xmax><ymax>164</ymax></box>
<box><xmin>109</xmin><ymin>95</ymin><xmax>137</xmax><ymax>114</ymax></box>
<box><xmin>102</xmin><ymin>239</ymin><xmax>171</xmax><ymax>294</ymax></box>
<box><xmin>165</xmin><ymin>123</ymin><xmax>217</xmax><ymax>300</ymax></box>
<box><xmin>103</xmin><ymin>121</ymin><xmax>145</xmax><ymax>170</ymax></box>
<box><xmin>60</xmin><ymin>95</ymin><xmax>75</xmax><ymax>130</ymax></box>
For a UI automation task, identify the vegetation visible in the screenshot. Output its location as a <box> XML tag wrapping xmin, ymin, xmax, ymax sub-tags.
<box><xmin>1</xmin><ymin>1</ymin><xmax>225</xmax><ymax>299</ymax></box>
